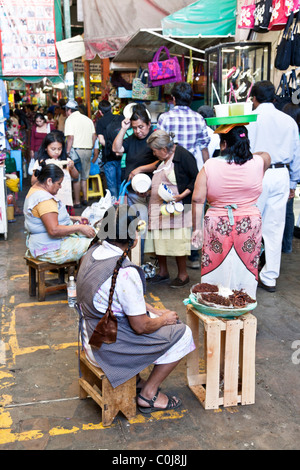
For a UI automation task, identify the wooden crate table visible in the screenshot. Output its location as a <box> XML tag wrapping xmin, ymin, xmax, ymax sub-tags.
<box><xmin>77</xmin><ymin>350</ymin><xmax>136</xmax><ymax>426</ymax></box>
<box><xmin>186</xmin><ymin>304</ymin><xmax>257</xmax><ymax>410</ymax></box>
<box><xmin>24</xmin><ymin>256</ymin><xmax>77</xmax><ymax>302</ymax></box>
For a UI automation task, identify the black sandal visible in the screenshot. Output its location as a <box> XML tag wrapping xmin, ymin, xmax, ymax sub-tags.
<box><xmin>137</xmin><ymin>391</ymin><xmax>182</xmax><ymax>414</ymax></box>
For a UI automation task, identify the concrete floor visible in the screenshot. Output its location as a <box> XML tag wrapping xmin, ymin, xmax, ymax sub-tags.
<box><xmin>0</xmin><ymin>178</ymin><xmax>299</xmax><ymax>451</ymax></box>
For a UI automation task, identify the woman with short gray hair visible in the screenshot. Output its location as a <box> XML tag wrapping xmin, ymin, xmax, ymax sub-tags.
<box><xmin>145</xmin><ymin>129</ymin><xmax>198</xmax><ymax>288</ymax></box>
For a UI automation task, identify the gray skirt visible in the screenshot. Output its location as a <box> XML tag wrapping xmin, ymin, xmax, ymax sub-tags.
<box><xmin>84</xmin><ymin>314</ymin><xmax>187</xmax><ymax>388</ymax></box>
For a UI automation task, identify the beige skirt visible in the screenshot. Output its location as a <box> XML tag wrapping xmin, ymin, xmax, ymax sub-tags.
<box><xmin>144</xmin><ymin>227</ymin><xmax>191</xmax><ymax>256</ymax></box>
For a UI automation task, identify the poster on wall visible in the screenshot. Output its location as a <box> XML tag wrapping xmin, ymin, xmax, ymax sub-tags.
<box><xmin>0</xmin><ymin>0</ymin><xmax>58</xmax><ymax>76</ymax></box>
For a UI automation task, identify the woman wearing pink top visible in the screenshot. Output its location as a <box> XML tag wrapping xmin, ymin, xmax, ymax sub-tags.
<box><xmin>192</xmin><ymin>125</ymin><xmax>270</xmax><ymax>298</ymax></box>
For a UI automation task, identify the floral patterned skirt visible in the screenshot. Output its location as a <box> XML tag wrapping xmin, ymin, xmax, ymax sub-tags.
<box><xmin>201</xmin><ymin>212</ymin><xmax>262</xmax><ymax>299</ymax></box>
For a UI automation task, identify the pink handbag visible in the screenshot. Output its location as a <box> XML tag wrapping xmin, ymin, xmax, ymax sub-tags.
<box><xmin>238</xmin><ymin>0</ymin><xmax>256</xmax><ymax>29</ymax></box>
<box><xmin>148</xmin><ymin>46</ymin><xmax>182</xmax><ymax>87</ymax></box>
<box><xmin>269</xmin><ymin>0</ymin><xmax>292</xmax><ymax>31</ymax></box>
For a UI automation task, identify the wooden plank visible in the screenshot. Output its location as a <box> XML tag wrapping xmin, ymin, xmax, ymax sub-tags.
<box><xmin>205</xmin><ymin>322</ymin><xmax>221</xmax><ymax>409</ymax></box>
<box><xmin>223</xmin><ymin>320</ymin><xmax>241</xmax><ymax>407</ymax></box>
<box><xmin>130</xmin><ymin>235</ymin><xmax>141</xmax><ymax>266</ymax></box>
<box><xmin>241</xmin><ymin>314</ymin><xmax>257</xmax><ymax>405</ymax></box>
<box><xmin>186</xmin><ymin>308</ymin><xmax>200</xmax><ymax>387</ymax></box>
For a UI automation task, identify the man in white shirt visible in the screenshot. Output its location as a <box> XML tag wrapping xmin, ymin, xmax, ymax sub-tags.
<box><xmin>247</xmin><ymin>81</ymin><xmax>300</xmax><ymax>292</ymax></box>
<box><xmin>65</xmin><ymin>100</ymin><xmax>97</xmax><ymax>207</ymax></box>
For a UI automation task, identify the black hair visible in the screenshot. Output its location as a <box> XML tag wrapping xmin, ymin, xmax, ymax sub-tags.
<box><xmin>37</xmin><ymin>130</ymin><xmax>67</xmax><ymax>162</ymax></box>
<box><xmin>282</xmin><ymin>103</ymin><xmax>300</xmax><ymax>131</ymax></box>
<box><xmin>130</xmin><ymin>103</ymin><xmax>151</xmax><ymax>125</ymax></box>
<box><xmin>251</xmin><ymin>80</ymin><xmax>275</xmax><ymax>104</ymax></box>
<box><xmin>100</xmin><ymin>204</ymin><xmax>139</xmax><ymax>246</ymax></box>
<box><xmin>98</xmin><ymin>99</ymin><xmax>112</xmax><ymax>114</ymax></box>
<box><xmin>197</xmin><ymin>105</ymin><xmax>214</xmax><ymax>118</ymax></box>
<box><xmin>34</xmin><ymin>161</ymin><xmax>64</xmax><ymax>183</ymax></box>
<box><xmin>220</xmin><ymin>126</ymin><xmax>253</xmax><ymax>165</ymax></box>
<box><xmin>35</xmin><ymin>112</ymin><xmax>46</xmax><ymax>123</ymax></box>
<box><xmin>171</xmin><ymin>82</ymin><xmax>193</xmax><ymax>107</ymax></box>
<box><xmin>89</xmin><ymin>205</ymin><xmax>140</xmax><ymax>348</ymax></box>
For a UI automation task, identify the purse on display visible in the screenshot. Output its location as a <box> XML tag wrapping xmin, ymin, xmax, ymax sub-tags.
<box><xmin>274</xmin><ymin>11</ymin><xmax>294</xmax><ymax>69</ymax></box>
<box><xmin>132</xmin><ymin>69</ymin><xmax>160</xmax><ymax>101</ymax></box>
<box><xmin>274</xmin><ymin>73</ymin><xmax>292</xmax><ymax>109</ymax></box>
<box><xmin>148</xmin><ymin>46</ymin><xmax>182</xmax><ymax>87</ymax></box>
<box><xmin>253</xmin><ymin>0</ymin><xmax>273</xmax><ymax>32</ymax></box>
<box><xmin>291</xmin><ymin>10</ymin><xmax>300</xmax><ymax>66</ymax></box>
<box><xmin>268</xmin><ymin>0</ymin><xmax>291</xmax><ymax>31</ymax></box>
<box><xmin>238</xmin><ymin>0</ymin><xmax>256</xmax><ymax>29</ymax></box>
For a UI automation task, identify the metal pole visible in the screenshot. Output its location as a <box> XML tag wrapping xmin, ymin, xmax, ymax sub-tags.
<box><xmin>63</xmin><ymin>0</ymin><xmax>75</xmax><ymax>100</ymax></box>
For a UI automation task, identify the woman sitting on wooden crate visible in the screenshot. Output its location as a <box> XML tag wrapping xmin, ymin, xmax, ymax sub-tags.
<box><xmin>23</xmin><ymin>162</ymin><xmax>95</xmax><ymax>264</ymax></box>
<box><xmin>76</xmin><ymin>204</ymin><xmax>195</xmax><ymax>414</ymax></box>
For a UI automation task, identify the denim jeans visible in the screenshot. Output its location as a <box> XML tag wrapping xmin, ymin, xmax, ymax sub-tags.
<box><xmin>103</xmin><ymin>160</ymin><xmax>122</xmax><ymax>198</ymax></box>
<box><xmin>282</xmin><ymin>197</ymin><xmax>295</xmax><ymax>253</ymax></box>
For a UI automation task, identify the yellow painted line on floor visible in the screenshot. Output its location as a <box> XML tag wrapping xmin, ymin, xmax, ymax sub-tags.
<box><xmin>0</xmin><ymin>293</ymin><xmax>189</xmax><ymax>446</ymax></box>
<box><xmin>0</xmin><ymin>407</ymin><xmax>188</xmax><ymax>445</ymax></box>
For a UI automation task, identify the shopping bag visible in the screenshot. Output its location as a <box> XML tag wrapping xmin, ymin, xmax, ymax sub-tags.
<box><xmin>132</xmin><ymin>70</ymin><xmax>160</xmax><ymax>100</ymax></box>
<box><xmin>28</xmin><ymin>158</ymin><xmax>35</xmax><ymax>176</ymax></box>
<box><xmin>269</xmin><ymin>0</ymin><xmax>290</xmax><ymax>31</ymax></box>
<box><xmin>148</xmin><ymin>46</ymin><xmax>182</xmax><ymax>87</ymax></box>
<box><xmin>291</xmin><ymin>10</ymin><xmax>300</xmax><ymax>66</ymax></box>
<box><xmin>238</xmin><ymin>0</ymin><xmax>256</xmax><ymax>29</ymax></box>
<box><xmin>253</xmin><ymin>0</ymin><xmax>273</xmax><ymax>32</ymax></box>
<box><xmin>274</xmin><ymin>11</ymin><xmax>294</xmax><ymax>69</ymax></box>
<box><xmin>274</xmin><ymin>73</ymin><xmax>292</xmax><ymax>109</ymax></box>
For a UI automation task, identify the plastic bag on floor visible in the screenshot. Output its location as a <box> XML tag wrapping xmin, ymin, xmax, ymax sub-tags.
<box><xmin>81</xmin><ymin>190</ymin><xmax>113</xmax><ymax>226</ymax></box>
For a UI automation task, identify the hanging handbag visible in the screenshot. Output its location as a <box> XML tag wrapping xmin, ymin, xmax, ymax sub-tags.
<box><xmin>238</xmin><ymin>0</ymin><xmax>256</xmax><ymax>29</ymax></box>
<box><xmin>268</xmin><ymin>0</ymin><xmax>290</xmax><ymax>31</ymax></box>
<box><xmin>253</xmin><ymin>0</ymin><xmax>273</xmax><ymax>32</ymax></box>
<box><xmin>132</xmin><ymin>69</ymin><xmax>160</xmax><ymax>100</ymax></box>
<box><xmin>287</xmin><ymin>68</ymin><xmax>300</xmax><ymax>97</ymax></box>
<box><xmin>274</xmin><ymin>73</ymin><xmax>292</xmax><ymax>109</ymax></box>
<box><xmin>291</xmin><ymin>10</ymin><xmax>300</xmax><ymax>65</ymax></box>
<box><xmin>274</xmin><ymin>11</ymin><xmax>294</xmax><ymax>69</ymax></box>
<box><xmin>148</xmin><ymin>46</ymin><xmax>182</xmax><ymax>87</ymax></box>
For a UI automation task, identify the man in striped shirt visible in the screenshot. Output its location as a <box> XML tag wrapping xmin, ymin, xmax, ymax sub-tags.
<box><xmin>157</xmin><ymin>82</ymin><xmax>210</xmax><ymax>170</ymax></box>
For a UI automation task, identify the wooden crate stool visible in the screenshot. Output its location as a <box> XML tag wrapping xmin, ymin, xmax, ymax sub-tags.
<box><xmin>186</xmin><ymin>304</ymin><xmax>257</xmax><ymax>410</ymax></box>
<box><xmin>24</xmin><ymin>256</ymin><xmax>77</xmax><ymax>302</ymax></box>
<box><xmin>87</xmin><ymin>174</ymin><xmax>104</xmax><ymax>201</ymax></box>
<box><xmin>77</xmin><ymin>350</ymin><xmax>136</xmax><ymax>426</ymax></box>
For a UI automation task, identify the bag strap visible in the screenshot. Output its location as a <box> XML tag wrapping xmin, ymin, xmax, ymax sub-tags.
<box><xmin>153</xmin><ymin>46</ymin><xmax>171</xmax><ymax>62</ymax></box>
<box><xmin>283</xmin><ymin>11</ymin><xmax>294</xmax><ymax>37</ymax></box>
<box><xmin>276</xmin><ymin>73</ymin><xmax>290</xmax><ymax>97</ymax></box>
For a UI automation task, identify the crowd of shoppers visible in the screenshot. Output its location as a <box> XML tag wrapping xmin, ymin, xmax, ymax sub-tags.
<box><xmin>13</xmin><ymin>78</ymin><xmax>300</xmax><ymax>414</ymax></box>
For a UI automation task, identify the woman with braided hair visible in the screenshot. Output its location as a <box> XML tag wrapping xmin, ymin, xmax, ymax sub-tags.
<box><xmin>76</xmin><ymin>204</ymin><xmax>195</xmax><ymax>414</ymax></box>
<box><xmin>192</xmin><ymin>125</ymin><xmax>270</xmax><ymax>298</ymax></box>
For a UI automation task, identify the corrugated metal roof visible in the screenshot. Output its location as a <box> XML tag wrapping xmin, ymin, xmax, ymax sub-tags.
<box><xmin>111</xmin><ymin>29</ymin><xmax>234</xmax><ymax>69</ymax></box>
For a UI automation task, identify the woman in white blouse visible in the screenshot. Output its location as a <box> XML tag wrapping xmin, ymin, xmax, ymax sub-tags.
<box><xmin>76</xmin><ymin>205</ymin><xmax>195</xmax><ymax>414</ymax></box>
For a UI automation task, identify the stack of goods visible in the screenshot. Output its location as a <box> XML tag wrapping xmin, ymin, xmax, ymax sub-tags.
<box><xmin>191</xmin><ymin>283</ymin><xmax>256</xmax><ymax>309</ymax></box>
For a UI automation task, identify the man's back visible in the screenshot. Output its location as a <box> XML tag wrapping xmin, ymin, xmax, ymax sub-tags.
<box><xmin>247</xmin><ymin>103</ymin><xmax>299</xmax><ymax>165</ymax></box>
<box><xmin>65</xmin><ymin>111</ymin><xmax>95</xmax><ymax>149</ymax></box>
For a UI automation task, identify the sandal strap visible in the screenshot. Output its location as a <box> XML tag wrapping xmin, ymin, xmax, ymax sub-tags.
<box><xmin>138</xmin><ymin>391</ymin><xmax>159</xmax><ymax>407</ymax></box>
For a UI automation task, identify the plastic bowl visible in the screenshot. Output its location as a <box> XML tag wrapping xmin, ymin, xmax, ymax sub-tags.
<box><xmin>158</xmin><ymin>183</ymin><xmax>174</xmax><ymax>202</ymax></box>
<box><xmin>131</xmin><ymin>173</ymin><xmax>152</xmax><ymax>193</ymax></box>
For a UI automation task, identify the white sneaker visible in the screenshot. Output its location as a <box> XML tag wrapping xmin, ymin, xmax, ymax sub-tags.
<box><xmin>187</xmin><ymin>260</ymin><xmax>200</xmax><ymax>269</ymax></box>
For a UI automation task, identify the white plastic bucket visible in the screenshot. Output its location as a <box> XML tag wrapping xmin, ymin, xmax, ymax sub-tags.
<box><xmin>131</xmin><ymin>173</ymin><xmax>152</xmax><ymax>193</ymax></box>
<box><xmin>214</xmin><ymin>104</ymin><xmax>229</xmax><ymax>117</ymax></box>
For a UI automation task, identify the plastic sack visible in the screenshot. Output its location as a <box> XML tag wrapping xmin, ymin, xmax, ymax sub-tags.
<box><xmin>81</xmin><ymin>189</ymin><xmax>112</xmax><ymax>226</ymax></box>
